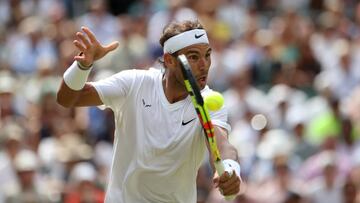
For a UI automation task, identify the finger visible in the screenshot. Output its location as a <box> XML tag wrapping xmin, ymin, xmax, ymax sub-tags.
<box><xmin>82</xmin><ymin>26</ymin><xmax>98</xmax><ymax>44</ymax></box>
<box><xmin>220</xmin><ymin>177</ymin><xmax>240</xmax><ymax>195</ymax></box>
<box><xmin>76</xmin><ymin>32</ymin><xmax>91</xmax><ymax>48</ymax></box>
<box><xmin>219</xmin><ymin>171</ymin><xmax>232</xmax><ymax>183</ymax></box>
<box><xmin>213</xmin><ymin>177</ymin><xmax>220</xmax><ymax>188</ymax></box>
<box><xmin>74</xmin><ymin>55</ymin><xmax>85</xmax><ymax>61</ymax></box>
<box><xmin>219</xmin><ymin>180</ymin><xmax>240</xmax><ymax>195</ymax></box>
<box><xmin>220</xmin><ymin>171</ymin><xmax>238</xmax><ymax>187</ymax></box>
<box><xmin>73</xmin><ymin>40</ymin><xmax>86</xmax><ymax>52</ymax></box>
<box><xmin>74</xmin><ymin>57</ymin><xmax>86</xmax><ymax>66</ymax></box>
<box><xmin>222</xmin><ymin>182</ymin><xmax>240</xmax><ymax>196</ymax></box>
<box><xmin>104</xmin><ymin>41</ymin><xmax>119</xmax><ymax>52</ymax></box>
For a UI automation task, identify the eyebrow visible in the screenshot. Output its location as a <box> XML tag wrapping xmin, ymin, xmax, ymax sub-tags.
<box><xmin>185</xmin><ymin>48</ymin><xmax>212</xmax><ymax>55</ymax></box>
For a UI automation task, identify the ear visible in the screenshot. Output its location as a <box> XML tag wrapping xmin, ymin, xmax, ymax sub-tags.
<box><xmin>163</xmin><ymin>53</ymin><xmax>177</xmax><ymax>68</ymax></box>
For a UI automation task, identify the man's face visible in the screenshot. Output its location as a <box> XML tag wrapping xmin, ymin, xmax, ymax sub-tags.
<box><xmin>174</xmin><ymin>43</ymin><xmax>212</xmax><ymax>89</ymax></box>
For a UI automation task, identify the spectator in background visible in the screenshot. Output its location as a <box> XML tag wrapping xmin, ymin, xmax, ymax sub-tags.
<box><xmin>64</xmin><ymin>162</ymin><xmax>105</xmax><ymax>203</ymax></box>
<box><xmin>147</xmin><ymin>0</ymin><xmax>197</xmax><ymax>58</ymax></box>
<box><xmin>336</xmin><ymin>118</ymin><xmax>360</xmax><ymax>167</ymax></box>
<box><xmin>341</xmin><ymin>177</ymin><xmax>357</xmax><ymax>203</ymax></box>
<box><xmin>0</xmin><ymin>71</ymin><xmax>18</xmax><ymax>120</ymax></box>
<box><xmin>246</xmin><ymin>154</ymin><xmax>304</xmax><ymax>203</ymax></box>
<box><xmin>7</xmin><ymin>16</ymin><xmax>57</xmax><ymax>75</ymax></box>
<box><xmin>282</xmin><ymin>191</ymin><xmax>305</xmax><ymax>203</ymax></box>
<box><xmin>348</xmin><ymin>158</ymin><xmax>360</xmax><ymax>202</ymax></box>
<box><xmin>128</xmin><ymin>0</ymin><xmax>166</xmax><ymax>19</ymax></box>
<box><xmin>223</xmin><ymin>68</ymin><xmax>268</xmax><ymax>126</ymax></box>
<box><xmin>290</xmin><ymin>117</ymin><xmax>318</xmax><ymax>162</ymax></box>
<box><xmin>93</xmin><ymin>139</ymin><xmax>113</xmax><ymax>188</ymax></box>
<box><xmin>0</xmin><ymin>121</ymin><xmax>24</xmax><ymax>199</ymax></box>
<box><xmin>76</xmin><ymin>0</ymin><xmax>120</xmax><ymax>45</ymax></box>
<box><xmin>327</xmin><ymin>38</ymin><xmax>360</xmax><ymax>100</ymax></box>
<box><xmin>0</xmin><ymin>25</ymin><xmax>10</xmax><ymax>71</ymax></box>
<box><xmin>93</xmin><ymin>16</ymin><xmax>151</xmax><ymax>72</ymax></box>
<box><xmin>267</xmin><ymin>84</ymin><xmax>307</xmax><ymax>130</ymax></box>
<box><xmin>38</xmin><ymin>132</ymin><xmax>93</xmax><ymax>183</ymax></box>
<box><xmin>5</xmin><ymin>150</ymin><xmax>49</xmax><ymax>203</ymax></box>
<box><xmin>307</xmin><ymin>151</ymin><xmax>343</xmax><ymax>203</ymax></box>
<box><xmin>307</xmin><ymin>97</ymin><xmax>342</xmax><ymax>146</ymax></box>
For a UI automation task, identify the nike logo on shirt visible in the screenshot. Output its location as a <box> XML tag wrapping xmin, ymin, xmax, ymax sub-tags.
<box><xmin>195</xmin><ymin>33</ymin><xmax>204</xmax><ymax>39</ymax></box>
<box><xmin>182</xmin><ymin>118</ymin><xmax>196</xmax><ymax>126</ymax></box>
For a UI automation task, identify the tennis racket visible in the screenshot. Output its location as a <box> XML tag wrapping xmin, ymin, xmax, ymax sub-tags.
<box><xmin>177</xmin><ymin>54</ymin><xmax>235</xmax><ymax>201</ymax></box>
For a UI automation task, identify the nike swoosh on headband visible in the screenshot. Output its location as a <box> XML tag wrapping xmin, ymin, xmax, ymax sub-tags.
<box><xmin>195</xmin><ymin>33</ymin><xmax>205</xmax><ymax>39</ymax></box>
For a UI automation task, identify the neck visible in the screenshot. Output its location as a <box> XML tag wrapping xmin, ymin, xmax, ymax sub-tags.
<box><xmin>162</xmin><ymin>72</ymin><xmax>188</xmax><ymax>104</ymax></box>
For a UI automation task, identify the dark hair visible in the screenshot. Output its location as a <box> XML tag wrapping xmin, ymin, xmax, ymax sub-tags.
<box><xmin>159</xmin><ymin>20</ymin><xmax>204</xmax><ymax>48</ymax></box>
<box><xmin>283</xmin><ymin>191</ymin><xmax>302</xmax><ymax>203</ymax></box>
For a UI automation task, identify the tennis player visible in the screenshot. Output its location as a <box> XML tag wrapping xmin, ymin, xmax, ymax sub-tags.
<box><xmin>57</xmin><ymin>20</ymin><xmax>242</xmax><ymax>203</ymax></box>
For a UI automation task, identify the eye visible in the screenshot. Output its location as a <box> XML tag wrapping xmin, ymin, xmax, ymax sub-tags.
<box><xmin>187</xmin><ymin>54</ymin><xmax>199</xmax><ymax>61</ymax></box>
<box><xmin>205</xmin><ymin>52</ymin><xmax>211</xmax><ymax>59</ymax></box>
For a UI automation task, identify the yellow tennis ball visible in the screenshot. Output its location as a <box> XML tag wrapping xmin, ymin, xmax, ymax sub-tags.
<box><xmin>204</xmin><ymin>91</ymin><xmax>224</xmax><ymax>111</ymax></box>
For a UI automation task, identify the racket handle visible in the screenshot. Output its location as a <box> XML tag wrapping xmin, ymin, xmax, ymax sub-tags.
<box><xmin>214</xmin><ymin>161</ymin><xmax>225</xmax><ymax>175</ymax></box>
<box><xmin>225</xmin><ymin>195</ymin><xmax>236</xmax><ymax>201</ymax></box>
<box><xmin>214</xmin><ymin>161</ymin><xmax>237</xmax><ymax>201</ymax></box>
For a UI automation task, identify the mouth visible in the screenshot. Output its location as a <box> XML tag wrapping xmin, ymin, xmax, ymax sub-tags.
<box><xmin>196</xmin><ymin>75</ymin><xmax>207</xmax><ymax>87</ymax></box>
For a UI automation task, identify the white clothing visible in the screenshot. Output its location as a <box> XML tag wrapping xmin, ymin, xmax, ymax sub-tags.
<box><xmin>0</xmin><ymin>152</ymin><xmax>19</xmax><ymax>197</ymax></box>
<box><xmin>91</xmin><ymin>68</ymin><xmax>230</xmax><ymax>203</ymax></box>
<box><xmin>308</xmin><ymin>178</ymin><xmax>343</xmax><ymax>203</ymax></box>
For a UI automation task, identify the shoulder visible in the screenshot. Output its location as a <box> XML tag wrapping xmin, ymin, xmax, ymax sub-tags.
<box><xmin>109</xmin><ymin>67</ymin><xmax>161</xmax><ymax>81</ymax></box>
<box><xmin>144</xmin><ymin>67</ymin><xmax>162</xmax><ymax>78</ymax></box>
<box><xmin>135</xmin><ymin>67</ymin><xmax>162</xmax><ymax>84</ymax></box>
<box><xmin>200</xmin><ymin>85</ymin><xmax>212</xmax><ymax>94</ymax></box>
<box><xmin>118</xmin><ymin>67</ymin><xmax>161</xmax><ymax>77</ymax></box>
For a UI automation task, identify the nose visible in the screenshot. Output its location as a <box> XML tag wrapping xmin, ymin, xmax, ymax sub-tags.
<box><xmin>198</xmin><ymin>57</ymin><xmax>206</xmax><ymax>71</ymax></box>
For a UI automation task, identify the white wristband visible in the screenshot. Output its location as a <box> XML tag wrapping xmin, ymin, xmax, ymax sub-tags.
<box><xmin>222</xmin><ymin>159</ymin><xmax>241</xmax><ymax>177</ymax></box>
<box><xmin>63</xmin><ymin>61</ymin><xmax>92</xmax><ymax>91</ymax></box>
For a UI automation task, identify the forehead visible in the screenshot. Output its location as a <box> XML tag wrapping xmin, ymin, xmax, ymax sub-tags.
<box><xmin>178</xmin><ymin>43</ymin><xmax>211</xmax><ymax>55</ymax></box>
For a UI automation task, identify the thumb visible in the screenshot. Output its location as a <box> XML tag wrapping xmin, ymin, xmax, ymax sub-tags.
<box><xmin>104</xmin><ymin>41</ymin><xmax>119</xmax><ymax>52</ymax></box>
<box><xmin>213</xmin><ymin>176</ymin><xmax>220</xmax><ymax>188</ymax></box>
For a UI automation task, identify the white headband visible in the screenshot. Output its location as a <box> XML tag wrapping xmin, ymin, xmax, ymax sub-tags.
<box><xmin>163</xmin><ymin>29</ymin><xmax>209</xmax><ymax>54</ymax></box>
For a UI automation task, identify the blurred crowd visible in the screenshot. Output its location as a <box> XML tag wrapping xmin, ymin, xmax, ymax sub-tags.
<box><xmin>0</xmin><ymin>0</ymin><xmax>360</xmax><ymax>202</ymax></box>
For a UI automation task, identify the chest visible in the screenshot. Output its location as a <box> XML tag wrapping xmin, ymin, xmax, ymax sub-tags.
<box><xmin>133</xmin><ymin>85</ymin><xmax>203</xmax><ymax>146</ymax></box>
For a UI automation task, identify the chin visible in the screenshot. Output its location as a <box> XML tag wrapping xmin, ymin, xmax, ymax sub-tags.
<box><xmin>198</xmin><ymin>81</ymin><xmax>207</xmax><ymax>90</ymax></box>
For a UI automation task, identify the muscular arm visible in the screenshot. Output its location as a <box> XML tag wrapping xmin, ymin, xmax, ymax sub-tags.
<box><xmin>214</xmin><ymin>126</ymin><xmax>238</xmax><ymax>162</ymax></box>
<box><xmin>57</xmin><ymin>81</ymin><xmax>103</xmax><ymax>108</ymax></box>
<box><xmin>206</xmin><ymin>126</ymin><xmax>238</xmax><ymax>172</ymax></box>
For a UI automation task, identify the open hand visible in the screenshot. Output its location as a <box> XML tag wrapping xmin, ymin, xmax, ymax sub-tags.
<box><xmin>73</xmin><ymin>26</ymin><xmax>119</xmax><ymax>68</ymax></box>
